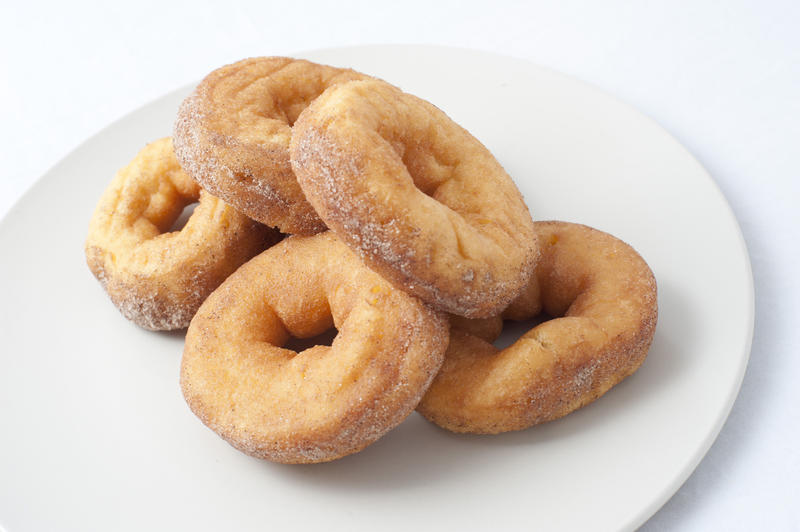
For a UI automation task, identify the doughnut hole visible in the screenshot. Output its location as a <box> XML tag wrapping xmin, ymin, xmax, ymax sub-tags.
<box><xmin>283</xmin><ymin>327</ymin><xmax>339</xmax><ymax>352</ymax></box>
<box><xmin>168</xmin><ymin>201</ymin><xmax>199</xmax><ymax>233</ymax></box>
<box><xmin>491</xmin><ymin>315</ymin><xmax>553</xmax><ymax>350</ymax></box>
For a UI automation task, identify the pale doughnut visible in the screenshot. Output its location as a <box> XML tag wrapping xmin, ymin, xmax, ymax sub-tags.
<box><xmin>290</xmin><ymin>79</ymin><xmax>537</xmax><ymax>318</ymax></box>
<box><xmin>180</xmin><ymin>232</ymin><xmax>449</xmax><ymax>463</ymax></box>
<box><xmin>85</xmin><ymin>137</ymin><xmax>279</xmax><ymax>330</ymax></box>
<box><xmin>418</xmin><ymin>221</ymin><xmax>658</xmax><ymax>433</ymax></box>
<box><xmin>174</xmin><ymin>57</ymin><xmax>369</xmax><ymax>234</ymax></box>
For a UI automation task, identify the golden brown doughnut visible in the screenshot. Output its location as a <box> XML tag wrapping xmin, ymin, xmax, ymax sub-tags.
<box><xmin>417</xmin><ymin>221</ymin><xmax>658</xmax><ymax>433</ymax></box>
<box><xmin>85</xmin><ymin>137</ymin><xmax>279</xmax><ymax>331</ymax></box>
<box><xmin>180</xmin><ymin>232</ymin><xmax>449</xmax><ymax>464</ymax></box>
<box><xmin>173</xmin><ymin>57</ymin><xmax>370</xmax><ymax>234</ymax></box>
<box><xmin>448</xmin><ymin>315</ymin><xmax>503</xmax><ymax>344</ymax></box>
<box><xmin>290</xmin><ymin>79</ymin><xmax>538</xmax><ymax>318</ymax></box>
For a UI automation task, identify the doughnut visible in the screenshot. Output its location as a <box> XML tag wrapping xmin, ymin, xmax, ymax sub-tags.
<box><xmin>290</xmin><ymin>79</ymin><xmax>537</xmax><ymax>318</ymax></box>
<box><xmin>448</xmin><ymin>315</ymin><xmax>503</xmax><ymax>344</ymax></box>
<box><xmin>180</xmin><ymin>232</ymin><xmax>449</xmax><ymax>463</ymax></box>
<box><xmin>85</xmin><ymin>137</ymin><xmax>279</xmax><ymax>331</ymax></box>
<box><xmin>173</xmin><ymin>57</ymin><xmax>370</xmax><ymax>234</ymax></box>
<box><xmin>417</xmin><ymin>221</ymin><xmax>658</xmax><ymax>433</ymax></box>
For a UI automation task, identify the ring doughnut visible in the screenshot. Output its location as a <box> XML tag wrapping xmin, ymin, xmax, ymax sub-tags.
<box><xmin>174</xmin><ymin>57</ymin><xmax>369</xmax><ymax>234</ymax></box>
<box><xmin>85</xmin><ymin>137</ymin><xmax>279</xmax><ymax>331</ymax></box>
<box><xmin>417</xmin><ymin>221</ymin><xmax>658</xmax><ymax>433</ymax></box>
<box><xmin>180</xmin><ymin>232</ymin><xmax>449</xmax><ymax>463</ymax></box>
<box><xmin>448</xmin><ymin>315</ymin><xmax>503</xmax><ymax>344</ymax></box>
<box><xmin>290</xmin><ymin>79</ymin><xmax>537</xmax><ymax>318</ymax></box>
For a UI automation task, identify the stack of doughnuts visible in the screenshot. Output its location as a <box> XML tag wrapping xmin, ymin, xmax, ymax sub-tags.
<box><xmin>85</xmin><ymin>57</ymin><xmax>657</xmax><ymax>464</ymax></box>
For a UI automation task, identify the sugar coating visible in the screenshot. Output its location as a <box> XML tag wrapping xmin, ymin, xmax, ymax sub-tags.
<box><xmin>180</xmin><ymin>232</ymin><xmax>449</xmax><ymax>464</ymax></box>
<box><xmin>290</xmin><ymin>79</ymin><xmax>537</xmax><ymax>318</ymax></box>
<box><xmin>84</xmin><ymin>137</ymin><xmax>280</xmax><ymax>331</ymax></box>
<box><xmin>417</xmin><ymin>221</ymin><xmax>659</xmax><ymax>434</ymax></box>
<box><xmin>173</xmin><ymin>57</ymin><xmax>370</xmax><ymax>235</ymax></box>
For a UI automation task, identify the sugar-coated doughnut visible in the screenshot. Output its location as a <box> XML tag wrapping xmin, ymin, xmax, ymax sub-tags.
<box><xmin>290</xmin><ymin>79</ymin><xmax>537</xmax><ymax>318</ymax></box>
<box><xmin>180</xmin><ymin>232</ymin><xmax>449</xmax><ymax>463</ymax></box>
<box><xmin>174</xmin><ymin>57</ymin><xmax>370</xmax><ymax>234</ymax></box>
<box><xmin>417</xmin><ymin>221</ymin><xmax>658</xmax><ymax>433</ymax></box>
<box><xmin>448</xmin><ymin>315</ymin><xmax>503</xmax><ymax>344</ymax></box>
<box><xmin>85</xmin><ymin>138</ymin><xmax>279</xmax><ymax>331</ymax></box>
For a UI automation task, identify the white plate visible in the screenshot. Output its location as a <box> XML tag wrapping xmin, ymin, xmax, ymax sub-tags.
<box><xmin>0</xmin><ymin>46</ymin><xmax>753</xmax><ymax>532</ymax></box>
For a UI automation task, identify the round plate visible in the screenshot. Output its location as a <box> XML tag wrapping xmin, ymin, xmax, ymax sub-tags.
<box><xmin>0</xmin><ymin>46</ymin><xmax>753</xmax><ymax>532</ymax></box>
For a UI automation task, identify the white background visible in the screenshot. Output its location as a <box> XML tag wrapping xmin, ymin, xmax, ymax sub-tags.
<box><xmin>1</xmin><ymin>1</ymin><xmax>797</xmax><ymax>530</ymax></box>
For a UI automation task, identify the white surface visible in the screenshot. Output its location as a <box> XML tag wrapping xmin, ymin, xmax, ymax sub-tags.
<box><xmin>0</xmin><ymin>2</ymin><xmax>796</xmax><ymax>530</ymax></box>
<box><xmin>0</xmin><ymin>45</ymin><xmax>752</xmax><ymax>532</ymax></box>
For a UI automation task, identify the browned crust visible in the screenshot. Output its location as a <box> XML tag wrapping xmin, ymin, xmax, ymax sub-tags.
<box><xmin>290</xmin><ymin>79</ymin><xmax>538</xmax><ymax>318</ymax></box>
<box><xmin>85</xmin><ymin>138</ymin><xmax>280</xmax><ymax>330</ymax></box>
<box><xmin>173</xmin><ymin>57</ymin><xmax>371</xmax><ymax>235</ymax></box>
<box><xmin>417</xmin><ymin>221</ymin><xmax>658</xmax><ymax>433</ymax></box>
<box><xmin>180</xmin><ymin>232</ymin><xmax>449</xmax><ymax>463</ymax></box>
